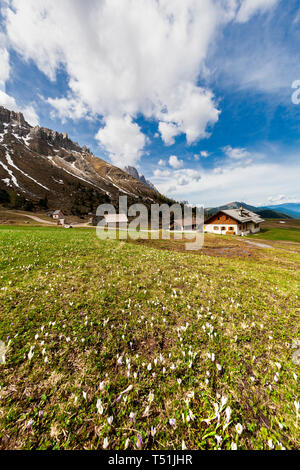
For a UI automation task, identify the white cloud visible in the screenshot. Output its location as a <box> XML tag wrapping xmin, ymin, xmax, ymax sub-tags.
<box><xmin>0</xmin><ymin>90</ymin><xmax>16</xmax><ymax>110</ymax></box>
<box><xmin>153</xmin><ymin>167</ymin><xmax>201</xmax><ymax>192</ymax></box>
<box><xmin>157</xmin><ymin>84</ymin><xmax>220</xmax><ymax>145</ymax></box>
<box><xmin>47</xmin><ymin>95</ymin><xmax>90</xmax><ymax>123</ymax></box>
<box><xmin>216</xmin><ymin>42</ymin><xmax>299</xmax><ymax>95</ymax></box>
<box><xmin>95</xmin><ymin>114</ymin><xmax>147</xmax><ymax>167</ymax></box>
<box><xmin>152</xmin><ymin>159</ymin><xmax>300</xmax><ymax>207</ymax></box>
<box><xmin>22</xmin><ymin>104</ymin><xmax>39</xmax><ymax>126</ymax></box>
<box><xmin>0</xmin><ymin>90</ymin><xmax>39</xmax><ymax>126</ymax></box>
<box><xmin>212</xmin><ymin>1</ymin><xmax>293</xmax><ymax>96</ymax></box>
<box><xmin>169</xmin><ymin>155</ymin><xmax>183</xmax><ymax>169</ymax></box>
<box><xmin>267</xmin><ymin>194</ymin><xmax>285</xmax><ymax>203</ymax></box>
<box><xmin>2</xmin><ymin>0</ymin><xmax>238</xmax><ymax>164</ymax></box>
<box><xmin>213</xmin><ymin>167</ymin><xmax>223</xmax><ymax>174</ymax></box>
<box><xmin>153</xmin><ymin>169</ymin><xmax>170</xmax><ymax>177</ymax></box>
<box><xmin>1</xmin><ymin>0</ymin><xmax>282</xmax><ymax>165</ymax></box>
<box><xmin>195</xmin><ymin>150</ymin><xmax>210</xmax><ymax>160</ymax></box>
<box><xmin>0</xmin><ymin>48</ymin><xmax>10</xmax><ymax>90</ymax></box>
<box><xmin>266</xmin><ymin>194</ymin><xmax>300</xmax><ymax>204</ymax></box>
<box><xmin>223</xmin><ymin>145</ymin><xmax>251</xmax><ymax>160</ymax></box>
<box><xmin>293</xmin><ymin>8</ymin><xmax>300</xmax><ymax>25</ymax></box>
<box><xmin>0</xmin><ymin>32</ymin><xmax>10</xmax><ymax>90</ymax></box>
<box><xmin>177</xmin><ymin>169</ymin><xmax>201</xmax><ymax>186</ymax></box>
<box><xmin>158</xmin><ymin>159</ymin><xmax>166</xmax><ymax>166</ymax></box>
<box><xmin>236</xmin><ymin>0</ymin><xmax>279</xmax><ymax>24</ymax></box>
<box><xmin>0</xmin><ymin>30</ymin><xmax>39</xmax><ymax>125</ymax></box>
<box><xmin>158</xmin><ymin>122</ymin><xmax>181</xmax><ymax>147</ymax></box>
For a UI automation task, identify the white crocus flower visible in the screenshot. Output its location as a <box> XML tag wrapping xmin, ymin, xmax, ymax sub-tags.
<box><xmin>220</xmin><ymin>396</ymin><xmax>228</xmax><ymax>411</ymax></box>
<box><xmin>107</xmin><ymin>416</ymin><xmax>113</xmax><ymax>425</ymax></box>
<box><xmin>99</xmin><ymin>381</ymin><xmax>105</xmax><ymax>391</ymax></box>
<box><xmin>28</xmin><ymin>346</ymin><xmax>34</xmax><ymax>361</ymax></box>
<box><xmin>124</xmin><ymin>438</ymin><xmax>130</xmax><ymax>450</ymax></box>
<box><xmin>235</xmin><ymin>423</ymin><xmax>243</xmax><ymax>435</ymax></box>
<box><xmin>103</xmin><ymin>437</ymin><xmax>109</xmax><ymax>449</ymax></box>
<box><xmin>148</xmin><ymin>392</ymin><xmax>154</xmax><ymax>403</ymax></box>
<box><xmin>96</xmin><ymin>399</ymin><xmax>104</xmax><ymax>415</ymax></box>
<box><xmin>268</xmin><ymin>439</ymin><xmax>274</xmax><ymax>450</ymax></box>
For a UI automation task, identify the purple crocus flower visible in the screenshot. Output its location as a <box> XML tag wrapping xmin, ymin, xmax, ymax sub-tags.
<box><xmin>27</xmin><ymin>420</ymin><xmax>33</xmax><ymax>430</ymax></box>
<box><xmin>136</xmin><ymin>434</ymin><xmax>142</xmax><ymax>449</ymax></box>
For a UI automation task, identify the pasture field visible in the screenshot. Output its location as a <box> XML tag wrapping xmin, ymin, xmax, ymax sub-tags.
<box><xmin>249</xmin><ymin>219</ymin><xmax>300</xmax><ymax>243</ymax></box>
<box><xmin>252</xmin><ymin>228</ymin><xmax>300</xmax><ymax>243</ymax></box>
<box><xmin>0</xmin><ymin>226</ymin><xmax>299</xmax><ymax>450</ymax></box>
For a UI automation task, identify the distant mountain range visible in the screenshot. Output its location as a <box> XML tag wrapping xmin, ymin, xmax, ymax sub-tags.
<box><xmin>205</xmin><ymin>201</ymin><xmax>299</xmax><ymax>220</ymax></box>
<box><xmin>0</xmin><ymin>106</ymin><xmax>173</xmax><ymax>215</ymax></box>
<box><xmin>258</xmin><ymin>203</ymin><xmax>300</xmax><ymax>219</ymax></box>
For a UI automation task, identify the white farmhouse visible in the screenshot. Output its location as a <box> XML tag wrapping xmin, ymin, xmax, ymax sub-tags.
<box><xmin>104</xmin><ymin>214</ymin><xmax>128</xmax><ymax>225</ymax></box>
<box><xmin>204</xmin><ymin>207</ymin><xmax>264</xmax><ymax>236</ymax></box>
<box><xmin>52</xmin><ymin>210</ymin><xmax>64</xmax><ymax>220</ymax></box>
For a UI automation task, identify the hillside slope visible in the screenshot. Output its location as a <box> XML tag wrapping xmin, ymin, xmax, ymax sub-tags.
<box><xmin>205</xmin><ymin>201</ymin><xmax>293</xmax><ymax>220</ymax></box>
<box><xmin>0</xmin><ymin>106</ymin><xmax>171</xmax><ymax>215</ymax></box>
<box><xmin>262</xmin><ymin>203</ymin><xmax>300</xmax><ymax>219</ymax></box>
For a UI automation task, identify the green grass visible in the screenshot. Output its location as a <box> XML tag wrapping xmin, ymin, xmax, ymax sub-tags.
<box><xmin>0</xmin><ymin>226</ymin><xmax>299</xmax><ymax>450</ymax></box>
<box><xmin>249</xmin><ymin>227</ymin><xmax>300</xmax><ymax>243</ymax></box>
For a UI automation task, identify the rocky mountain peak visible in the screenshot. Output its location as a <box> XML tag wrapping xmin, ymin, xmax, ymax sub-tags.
<box><xmin>29</xmin><ymin>126</ymin><xmax>83</xmax><ymax>152</ymax></box>
<box><xmin>0</xmin><ymin>106</ymin><xmax>92</xmax><ymax>154</ymax></box>
<box><xmin>0</xmin><ymin>106</ymin><xmax>30</xmax><ymax>134</ymax></box>
<box><xmin>0</xmin><ymin>105</ymin><xmax>170</xmax><ymax>215</ymax></box>
<box><xmin>124</xmin><ymin>166</ymin><xmax>158</xmax><ymax>192</ymax></box>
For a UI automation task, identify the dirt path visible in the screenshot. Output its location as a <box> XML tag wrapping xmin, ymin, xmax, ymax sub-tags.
<box><xmin>5</xmin><ymin>212</ymin><xmax>94</xmax><ymax>228</ymax></box>
<box><xmin>8</xmin><ymin>212</ymin><xmax>57</xmax><ymax>225</ymax></box>
<box><xmin>244</xmin><ymin>240</ymin><xmax>274</xmax><ymax>249</ymax></box>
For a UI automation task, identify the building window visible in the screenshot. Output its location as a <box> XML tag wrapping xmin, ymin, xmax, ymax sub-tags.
<box><xmin>229</xmin><ymin>227</ymin><xmax>234</xmax><ymax>231</ymax></box>
<box><xmin>214</xmin><ymin>226</ymin><xmax>219</xmax><ymax>230</ymax></box>
<box><xmin>221</xmin><ymin>227</ymin><xmax>225</xmax><ymax>231</ymax></box>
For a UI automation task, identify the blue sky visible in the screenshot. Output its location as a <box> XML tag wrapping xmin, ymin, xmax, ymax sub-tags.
<box><xmin>0</xmin><ymin>0</ymin><xmax>300</xmax><ymax>207</ymax></box>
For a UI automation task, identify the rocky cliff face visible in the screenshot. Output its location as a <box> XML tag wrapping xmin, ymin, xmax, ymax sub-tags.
<box><xmin>0</xmin><ymin>107</ymin><xmax>28</xmax><ymax>128</ymax></box>
<box><xmin>0</xmin><ymin>106</ymin><xmax>169</xmax><ymax>214</ymax></box>
<box><xmin>124</xmin><ymin>166</ymin><xmax>158</xmax><ymax>192</ymax></box>
<box><xmin>29</xmin><ymin>126</ymin><xmax>82</xmax><ymax>152</ymax></box>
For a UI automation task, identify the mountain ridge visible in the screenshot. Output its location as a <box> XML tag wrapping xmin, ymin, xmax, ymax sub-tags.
<box><xmin>124</xmin><ymin>166</ymin><xmax>158</xmax><ymax>192</ymax></box>
<box><xmin>0</xmin><ymin>106</ymin><xmax>173</xmax><ymax>215</ymax></box>
<box><xmin>259</xmin><ymin>203</ymin><xmax>300</xmax><ymax>219</ymax></box>
<box><xmin>205</xmin><ymin>201</ymin><xmax>294</xmax><ymax>220</ymax></box>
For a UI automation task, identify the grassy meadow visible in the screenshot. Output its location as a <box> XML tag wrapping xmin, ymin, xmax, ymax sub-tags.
<box><xmin>249</xmin><ymin>220</ymin><xmax>300</xmax><ymax>244</ymax></box>
<box><xmin>0</xmin><ymin>225</ymin><xmax>299</xmax><ymax>450</ymax></box>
